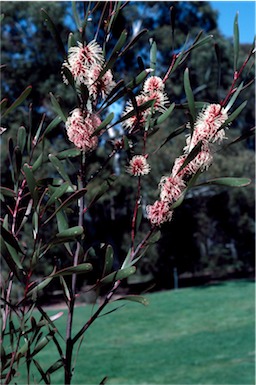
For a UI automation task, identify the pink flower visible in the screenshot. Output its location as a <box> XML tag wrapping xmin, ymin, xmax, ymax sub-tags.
<box><xmin>171</xmin><ymin>155</ymin><xmax>189</xmax><ymax>178</ymax></box>
<box><xmin>145</xmin><ymin>90</ymin><xmax>169</xmax><ymax>112</ymax></box>
<box><xmin>173</xmin><ymin>143</ymin><xmax>213</xmax><ymax>178</ymax></box>
<box><xmin>146</xmin><ymin>200</ymin><xmax>173</xmax><ymax>226</ymax></box>
<box><xmin>143</xmin><ymin>76</ymin><xmax>165</xmax><ymax>93</ymax></box>
<box><xmin>87</xmin><ymin>65</ymin><xmax>116</xmax><ymax>100</ymax></box>
<box><xmin>159</xmin><ymin>175</ymin><xmax>186</xmax><ymax>203</ymax></box>
<box><xmin>66</xmin><ymin>108</ymin><xmax>101</xmax><ymax>151</ymax></box>
<box><xmin>186</xmin><ymin>104</ymin><xmax>228</xmax><ymax>151</ymax></box>
<box><xmin>127</xmin><ymin>155</ymin><xmax>150</xmax><ymax>176</ymax></box>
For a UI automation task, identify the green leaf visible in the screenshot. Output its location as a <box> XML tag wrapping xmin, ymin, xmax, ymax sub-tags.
<box><xmin>224</xmin><ymin>101</ymin><xmax>247</xmax><ymax>125</ymax></box>
<box><xmin>100</xmin><ymin>266</ymin><xmax>136</xmax><ymax>285</ymax></box>
<box><xmin>51</xmin><ymin>263</ymin><xmax>92</xmax><ymax>277</ymax></box>
<box><xmin>149</xmin><ymin>39</ymin><xmax>157</xmax><ymax>74</ymax></box>
<box><xmin>0</xmin><ymin>225</ymin><xmax>24</xmax><ymax>254</ymax></box>
<box><xmin>60</xmin><ymin>276</ymin><xmax>71</xmax><ymax>301</ymax></box>
<box><xmin>99</xmin><ymin>30</ymin><xmax>127</xmax><ymax>79</ymax></box>
<box><xmin>0</xmin><ymin>235</ymin><xmax>23</xmax><ymax>281</ymax></box>
<box><xmin>150</xmin><ymin>103</ymin><xmax>175</xmax><ymax>127</ymax></box>
<box><xmin>71</xmin><ymin>1</ymin><xmax>81</xmax><ymax>30</ymax></box>
<box><xmin>48</xmin><ymin>154</ymin><xmax>74</xmax><ymax>188</ymax></box>
<box><xmin>0</xmin><ymin>186</ymin><xmax>16</xmax><ymax>198</ymax></box>
<box><xmin>201</xmin><ymin>177</ymin><xmax>251</xmax><ymax>187</ymax></box>
<box><xmin>23</xmin><ymin>163</ymin><xmax>38</xmax><ymax>203</ymax></box>
<box><xmin>43</xmin><ymin>188</ymin><xmax>87</xmax><ymax>225</ymax></box>
<box><xmin>46</xmin><ymin>182</ymin><xmax>69</xmax><ymax>208</ymax></box>
<box><xmin>32</xmin><ymin>331</ymin><xmax>55</xmax><ymax>356</ymax></box>
<box><xmin>88</xmin><ymin>175</ymin><xmax>116</xmax><ymax>207</ymax></box>
<box><xmin>33</xmin><ymin>359</ymin><xmax>50</xmax><ymax>384</ymax></box>
<box><xmin>147</xmin><ymin>230</ymin><xmax>161</xmax><ymax>244</ymax></box>
<box><xmin>32</xmin><ymin>153</ymin><xmax>43</xmax><ymax>172</ymax></box>
<box><xmin>49</xmin><ymin>93</ymin><xmax>67</xmax><ymax>122</ymax></box>
<box><xmin>17</xmin><ymin>126</ymin><xmax>26</xmax><ymax>153</ymax></box>
<box><xmin>114</xmin><ymin>295</ymin><xmax>149</xmax><ymax>306</ymax></box>
<box><xmin>14</xmin><ymin>146</ymin><xmax>22</xmax><ymax>179</ymax></box>
<box><xmin>136</xmin><ymin>205</ymin><xmax>143</xmax><ymax>232</ymax></box>
<box><xmin>44</xmin><ymin>116</ymin><xmax>62</xmax><ymax>136</ymax></box>
<box><xmin>41</xmin><ymin>9</ymin><xmax>66</xmax><ymax>58</ymax></box>
<box><xmin>56</xmin><ymin>226</ymin><xmax>84</xmax><ymax>240</ymax></box>
<box><xmin>56</xmin><ymin>148</ymin><xmax>81</xmax><ymax>160</ymax></box>
<box><xmin>45</xmin><ymin>359</ymin><xmax>63</xmax><ymax>376</ymax></box>
<box><xmin>102</xmin><ymin>245</ymin><xmax>114</xmax><ymax>278</ymax></box>
<box><xmin>233</xmin><ymin>12</ymin><xmax>240</xmax><ymax>71</ymax></box>
<box><xmin>224</xmin><ymin>81</ymin><xmax>244</xmax><ymax>113</ymax></box>
<box><xmin>184</xmin><ymin>68</ymin><xmax>196</xmax><ymax>122</ymax></box>
<box><xmin>91</xmin><ymin>112</ymin><xmax>114</xmax><ymax>137</ymax></box>
<box><xmin>68</xmin><ymin>32</ymin><xmax>76</xmax><ymax>50</ymax></box>
<box><xmin>27</xmin><ymin>276</ymin><xmax>54</xmax><ymax>297</ymax></box>
<box><xmin>120</xmin><ymin>29</ymin><xmax>148</xmax><ymax>56</ymax></box>
<box><xmin>2</xmin><ymin>86</ymin><xmax>32</xmax><ymax>118</ymax></box>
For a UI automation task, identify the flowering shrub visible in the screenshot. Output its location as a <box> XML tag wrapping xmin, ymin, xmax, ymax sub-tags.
<box><xmin>0</xmin><ymin>3</ymin><xmax>254</xmax><ymax>384</ymax></box>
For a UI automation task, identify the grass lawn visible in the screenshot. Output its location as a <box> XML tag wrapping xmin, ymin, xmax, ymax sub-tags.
<box><xmin>12</xmin><ymin>279</ymin><xmax>255</xmax><ymax>384</ymax></box>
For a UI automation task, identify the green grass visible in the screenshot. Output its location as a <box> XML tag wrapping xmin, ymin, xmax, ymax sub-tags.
<box><xmin>12</xmin><ymin>280</ymin><xmax>255</xmax><ymax>384</ymax></box>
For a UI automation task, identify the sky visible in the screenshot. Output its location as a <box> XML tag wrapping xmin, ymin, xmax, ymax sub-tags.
<box><xmin>210</xmin><ymin>1</ymin><xmax>255</xmax><ymax>44</ymax></box>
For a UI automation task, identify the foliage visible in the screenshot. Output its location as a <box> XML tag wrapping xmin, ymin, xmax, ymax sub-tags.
<box><xmin>0</xmin><ymin>2</ymin><xmax>255</xmax><ymax>384</ymax></box>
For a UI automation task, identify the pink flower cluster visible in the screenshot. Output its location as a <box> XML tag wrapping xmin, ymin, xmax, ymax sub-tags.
<box><xmin>122</xmin><ymin>75</ymin><xmax>169</xmax><ymax>132</ymax></box>
<box><xmin>62</xmin><ymin>41</ymin><xmax>115</xmax><ymax>101</ymax></box>
<box><xmin>146</xmin><ymin>104</ymin><xmax>228</xmax><ymax>226</ymax></box>
<box><xmin>127</xmin><ymin>155</ymin><xmax>150</xmax><ymax>176</ymax></box>
<box><xmin>66</xmin><ymin>108</ymin><xmax>101</xmax><ymax>151</ymax></box>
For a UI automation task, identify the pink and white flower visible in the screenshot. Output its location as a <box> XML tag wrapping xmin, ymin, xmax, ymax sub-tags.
<box><xmin>62</xmin><ymin>41</ymin><xmax>115</xmax><ymax>101</ymax></box>
<box><xmin>186</xmin><ymin>104</ymin><xmax>228</xmax><ymax>152</ymax></box>
<box><xmin>159</xmin><ymin>175</ymin><xmax>186</xmax><ymax>203</ymax></box>
<box><xmin>146</xmin><ymin>200</ymin><xmax>173</xmax><ymax>226</ymax></box>
<box><xmin>65</xmin><ymin>108</ymin><xmax>101</xmax><ymax>151</ymax></box>
<box><xmin>143</xmin><ymin>76</ymin><xmax>165</xmax><ymax>93</ymax></box>
<box><xmin>127</xmin><ymin>155</ymin><xmax>150</xmax><ymax>176</ymax></box>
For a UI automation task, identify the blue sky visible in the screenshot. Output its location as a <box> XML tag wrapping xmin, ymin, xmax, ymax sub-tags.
<box><xmin>210</xmin><ymin>1</ymin><xmax>255</xmax><ymax>44</ymax></box>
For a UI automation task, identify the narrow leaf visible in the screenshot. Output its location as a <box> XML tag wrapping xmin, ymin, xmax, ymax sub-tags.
<box><xmin>184</xmin><ymin>68</ymin><xmax>196</xmax><ymax>122</ymax></box>
<box><xmin>50</xmin><ymin>93</ymin><xmax>67</xmax><ymax>122</ymax></box>
<box><xmin>120</xmin><ymin>29</ymin><xmax>148</xmax><ymax>56</ymax></box>
<box><xmin>0</xmin><ymin>186</ymin><xmax>16</xmax><ymax>198</ymax></box>
<box><xmin>27</xmin><ymin>276</ymin><xmax>54</xmax><ymax>297</ymax></box>
<box><xmin>17</xmin><ymin>126</ymin><xmax>26</xmax><ymax>153</ymax></box>
<box><xmin>46</xmin><ymin>182</ymin><xmax>69</xmax><ymax>208</ymax></box>
<box><xmin>23</xmin><ymin>163</ymin><xmax>37</xmax><ymax>201</ymax></box>
<box><xmin>0</xmin><ymin>226</ymin><xmax>24</xmax><ymax>254</ymax></box>
<box><xmin>43</xmin><ymin>188</ymin><xmax>87</xmax><ymax>225</ymax></box>
<box><xmin>56</xmin><ymin>148</ymin><xmax>81</xmax><ymax>160</ymax></box>
<box><xmin>224</xmin><ymin>101</ymin><xmax>247</xmax><ymax>125</ymax></box>
<box><xmin>114</xmin><ymin>295</ymin><xmax>149</xmax><ymax>306</ymax></box>
<box><xmin>91</xmin><ymin>112</ymin><xmax>114</xmax><ymax>137</ymax></box>
<box><xmin>201</xmin><ymin>177</ymin><xmax>251</xmax><ymax>187</ymax></box>
<box><xmin>41</xmin><ymin>8</ymin><xmax>66</xmax><ymax>58</ymax></box>
<box><xmin>100</xmin><ymin>266</ymin><xmax>136</xmax><ymax>285</ymax></box>
<box><xmin>224</xmin><ymin>81</ymin><xmax>244</xmax><ymax>113</ymax></box>
<box><xmin>2</xmin><ymin>86</ymin><xmax>32</xmax><ymax>118</ymax></box>
<box><xmin>233</xmin><ymin>12</ymin><xmax>240</xmax><ymax>71</ymax></box>
<box><xmin>150</xmin><ymin>103</ymin><xmax>175</xmax><ymax>127</ymax></box>
<box><xmin>44</xmin><ymin>116</ymin><xmax>62</xmax><ymax>136</ymax></box>
<box><xmin>56</xmin><ymin>226</ymin><xmax>84</xmax><ymax>239</ymax></box>
<box><xmin>49</xmin><ymin>154</ymin><xmax>73</xmax><ymax>188</ymax></box>
<box><xmin>150</xmin><ymin>39</ymin><xmax>157</xmax><ymax>73</ymax></box>
<box><xmin>102</xmin><ymin>245</ymin><xmax>114</xmax><ymax>278</ymax></box>
<box><xmin>51</xmin><ymin>263</ymin><xmax>92</xmax><ymax>277</ymax></box>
